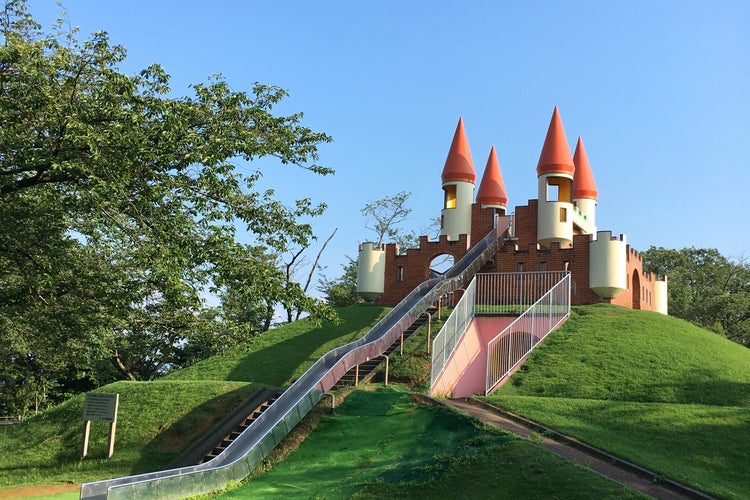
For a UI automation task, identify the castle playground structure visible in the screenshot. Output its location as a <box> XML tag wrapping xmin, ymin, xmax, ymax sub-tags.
<box><xmin>356</xmin><ymin>107</ymin><xmax>668</xmax><ymax>314</ymax></box>
<box><xmin>77</xmin><ymin>109</ymin><xmax>671</xmax><ymax>498</ymax></box>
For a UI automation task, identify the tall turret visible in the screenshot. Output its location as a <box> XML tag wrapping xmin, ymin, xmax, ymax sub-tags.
<box><xmin>653</xmin><ymin>276</ymin><xmax>668</xmax><ymax>315</ymax></box>
<box><xmin>573</xmin><ymin>137</ymin><xmax>598</xmax><ymax>234</ymax></box>
<box><xmin>356</xmin><ymin>242</ymin><xmax>385</xmax><ymax>301</ymax></box>
<box><xmin>536</xmin><ymin>107</ymin><xmax>574</xmax><ymax>248</ymax></box>
<box><xmin>476</xmin><ymin>146</ymin><xmax>508</xmax><ymax>215</ymax></box>
<box><xmin>589</xmin><ymin>231</ymin><xmax>627</xmax><ymax>299</ymax></box>
<box><xmin>440</xmin><ymin>118</ymin><xmax>477</xmax><ymax>242</ymax></box>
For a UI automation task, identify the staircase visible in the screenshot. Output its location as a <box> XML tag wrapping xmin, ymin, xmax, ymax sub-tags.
<box><xmin>199</xmin><ymin>392</ymin><xmax>281</xmax><ymax>463</ymax></box>
<box><xmin>168</xmin><ymin>388</ymin><xmax>282</xmax><ymax>468</ymax></box>
<box><xmin>333</xmin><ymin>306</ymin><xmax>438</xmax><ymax>389</ymax></box>
<box><xmin>80</xmin><ymin>225</ymin><xmax>508</xmax><ymax>500</ymax></box>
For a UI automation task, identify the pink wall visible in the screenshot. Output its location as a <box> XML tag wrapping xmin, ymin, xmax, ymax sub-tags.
<box><xmin>431</xmin><ymin>316</ymin><xmax>515</xmax><ymax>398</ymax></box>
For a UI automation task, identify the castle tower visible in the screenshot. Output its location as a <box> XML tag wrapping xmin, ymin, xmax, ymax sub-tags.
<box><xmin>589</xmin><ymin>231</ymin><xmax>627</xmax><ymax>299</ymax></box>
<box><xmin>476</xmin><ymin>146</ymin><xmax>509</xmax><ymax>215</ymax></box>
<box><xmin>536</xmin><ymin>107</ymin><xmax>575</xmax><ymax>248</ymax></box>
<box><xmin>440</xmin><ymin>118</ymin><xmax>477</xmax><ymax>242</ymax></box>
<box><xmin>356</xmin><ymin>242</ymin><xmax>385</xmax><ymax>301</ymax></box>
<box><xmin>653</xmin><ymin>276</ymin><xmax>668</xmax><ymax>315</ymax></box>
<box><xmin>573</xmin><ymin>137</ymin><xmax>598</xmax><ymax>234</ymax></box>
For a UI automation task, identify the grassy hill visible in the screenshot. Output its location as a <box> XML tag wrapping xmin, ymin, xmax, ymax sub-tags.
<box><xmin>484</xmin><ymin>304</ymin><xmax>750</xmax><ymax>498</ymax></box>
<box><xmin>1</xmin><ymin>303</ymin><xmax>748</xmax><ymax>499</ymax></box>
<box><xmin>0</xmin><ymin>305</ymin><xmax>389</xmax><ymax>490</ymax></box>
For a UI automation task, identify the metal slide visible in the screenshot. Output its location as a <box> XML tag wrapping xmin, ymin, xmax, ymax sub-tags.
<box><xmin>80</xmin><ymin>224</ymin><xmax>506</xmax><ymax>499</ymax></box>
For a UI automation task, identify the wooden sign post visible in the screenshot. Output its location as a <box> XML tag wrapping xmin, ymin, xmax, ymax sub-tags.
<box><xmin>81</xmin><ymin>392</ymin><xmax>119</xmax><ymax>459</ymax></box>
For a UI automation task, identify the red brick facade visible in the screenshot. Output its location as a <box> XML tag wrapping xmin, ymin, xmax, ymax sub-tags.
<box><xmin>375</xmin><ymin>198</ymin><xmax>662</xmax><ymax>312</ymax></box>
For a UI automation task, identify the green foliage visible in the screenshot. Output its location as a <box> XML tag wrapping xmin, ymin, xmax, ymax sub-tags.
<box><xmin>485</xmin><ymin>304</ymin><xmax>750</xmax><ymax>498</ymax></box>
<box><xmin>360</xmin><ymin>191</ymin><xmax>413</xmax><ymax>248</ymax></box>
<box><xmin>317</xmin><ymin>257</ymin><xmax>363</xmax><ymax>307</ymax></box>
<box><xmin>0</xmin><ymin>1</ymin><xmax>335</xmax><ymax>414</ymax></box>
<box><xmin>642</xmin><ymin>246</ymin><xmax>750</xmax><ymax>346</ymax></box>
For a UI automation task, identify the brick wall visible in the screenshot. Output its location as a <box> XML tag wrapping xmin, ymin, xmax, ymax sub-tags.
<box><xmin>375</xmin><ymin>234</ymin><xmax>471</xmax><ymax>305</ymax></box>
<box><xmin>375</xmin><ymin>199</ymin><xmax>661</xmax><ymax>311</ymax></box>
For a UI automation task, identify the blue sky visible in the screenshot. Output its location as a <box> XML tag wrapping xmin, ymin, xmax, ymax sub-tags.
<box><xmin>28</xmin><ymin>1</ymin><xmax>750</xmax><ymax>289</ymax></box>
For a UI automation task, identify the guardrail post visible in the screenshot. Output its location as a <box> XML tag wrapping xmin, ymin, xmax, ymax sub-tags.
<box><xmin>422</xmin><ymin>312</ymin><xmax>432</xmax><ymax>354</ymax></box>
<box><xmin>321</xmin><ymin>392</ymin><xmax>336</xmax><ymax>414</ymax></box>
<box><xmin>381</xmin><ymin>355</ymin><xmax>389</xmax><ymax>386</ymax></box>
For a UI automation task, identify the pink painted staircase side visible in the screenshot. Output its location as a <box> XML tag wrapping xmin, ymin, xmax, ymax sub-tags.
<box><xmin>431</xmin><ymin>316</ymin><xmax>515</xmax><ymax>398</ymax></box>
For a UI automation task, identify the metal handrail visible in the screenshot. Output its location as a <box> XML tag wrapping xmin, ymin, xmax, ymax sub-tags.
<box><xmin>80</xmin><ymin>226</ymin><xmax>504</xmax><ymax>500</ymax></box>
<box><xmin>484</xmin><ymin>273</ymin><xmax>571</xmax><ymax>394</ymax></box>
<box><xmin>429</xmin><ymin>271</ymin><xmax>568</xmax><ymax>395</ymax></box>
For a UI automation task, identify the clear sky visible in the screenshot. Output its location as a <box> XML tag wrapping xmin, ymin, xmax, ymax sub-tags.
<box><xmin>28</xmin><ymin>1</ymin><xmax>750</xmax><ymax>289</ymax></box>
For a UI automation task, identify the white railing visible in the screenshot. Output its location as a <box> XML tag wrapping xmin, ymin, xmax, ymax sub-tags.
<box><xmin>474</xmin><ymin>272</ymin><xmax>568</xmax><ymax>315</ymax></box>
<box><xmin>430</xmin><ymin>279</ymin><xmax>476</xmax><ymax>387</ymax></box>
<box><xmin>485</xmin><ymin>273</ymin><xmax>570</xmax><ymax>394</ymax></box>
<box><xmin>430</xmin><ymin>272</ymin><xmax>567</xmax><ymax>394</ymax></box>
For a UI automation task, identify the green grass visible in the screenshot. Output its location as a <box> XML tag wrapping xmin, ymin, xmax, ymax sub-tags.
<box><xmin>0</xmin><ymin>305</ymin><xmax>389</xmax><ymax>491</ymax></box>
<box><xmin>368</xmin><ymin>308</ymin><xmax>452</xmax><ymax>391</ymax></box>
<box><xmin>3</xmin><ymin>302</ymin><xmax>749</xmax><ymax>499</ymax></box>
<box><xmin>484</xmin><ymin>304</ymin><xmax>750</xmax><ymax>498</ymax></box>
<box><xmin>216</xmin><ymin>389</ymin><xmax>644</xmax><ymax>499</ymax></box>
<box><xmin>0</xmin><ymin>381</ymin><xmax>260</xmax><ymax>488</ymax></box>
<box><xmin>167</xmin><ymin>305</ymin><xmax>389</xmax><ymax>385</ymax></box>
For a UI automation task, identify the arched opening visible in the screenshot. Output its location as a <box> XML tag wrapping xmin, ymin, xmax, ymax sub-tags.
<box><xmin>631</xmin><ymin>270</ymin><xmax>641</xmax><ymax>309</ymax></box>
<box><xmin>429</xmin><ymin>253</ymin><xmax>455</xmax><ymax>278</ymax></box>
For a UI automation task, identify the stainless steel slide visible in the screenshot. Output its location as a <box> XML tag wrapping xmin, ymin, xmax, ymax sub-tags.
<box><xmin>80</xmin><ymin>224</ymin><xmax>504</xmax><ymax>499</ymax></box>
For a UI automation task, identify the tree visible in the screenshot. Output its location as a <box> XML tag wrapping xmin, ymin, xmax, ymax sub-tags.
<box><xmin>281</xmin><ymin>228</ymin><xmax>337</xmax><ymax>323</ymax></box>
<box><xmin>361</xmin><ymin>191</ymin><xmax>414</xmax><ymax>248</ymax></box>
<box><xmin>642</xmin><ymin>246</ymin><xmax>750</xmax><ymax>346</ymax></box>
<box><xmin>0</xmin><ymin>1</ymin><xmax>336</xmax><ymax>414</ymax></box>
<box><xmin>318</xmin><ymin>257</ymin><xmax>363</xmax><ymax>308</ymax></box>
<box><xmin>360</xmin><ymin>191</ymin><xmax>441</xmax><ymax>253</ymax></box>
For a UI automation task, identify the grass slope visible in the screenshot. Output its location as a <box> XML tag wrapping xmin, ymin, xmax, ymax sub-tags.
<box><xmin>484</xmin><ymin>304</ymin><xmax>750</xmax><ymax>498</ymax></box>
<box><xmin>0</xmin><ymin>305</ymin><xmax>388</xmax><ymax>491</ymax></box>
<box><xmin>219</xmin><ymin>389</ymin><xmax>644</xmax><ymax>499</ymax></box>
<box><xmin>0</xmin><ymin>381</ymin><xmax>260</xmax><ymax>488</ymax></box>
<box><xmin>3</xmin><ymin>303</ymin><xmax>748</xmax><ymax>499</ymax></box>
<box><xmin>167</xmin><ymin>306</ymin><xmax>388</xmax><ymax>385</ymax></box>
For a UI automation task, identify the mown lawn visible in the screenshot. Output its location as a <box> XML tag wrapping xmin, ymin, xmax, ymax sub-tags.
<box><xmin>217</xmin><ymin>389</ymin><xmax>646</xmax><ymax>499</ymax></box>
<box><xmin>0</xmin><ymin>305</ymin><xmax>389</xmax><ymax>491</ymax></box>
<box><xmin>0</xmin><ymin>381</ymin><xmax>260</xmax><ymax>488</ymax></box>
<box><xmin>167</xmin><ymin>305</ymin><xmax>389</xmax><ymax>385</ymax></box>
<box><xmin>484</xmin><ymin>304</ymin><xmax>750</xmax><ymax>499</ymax></box>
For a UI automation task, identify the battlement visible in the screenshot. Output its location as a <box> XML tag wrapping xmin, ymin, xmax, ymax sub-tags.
<box><xmin>358</xmin><ymin>108</ymin><xmax>667</xmax><ymax>314</ymax></box>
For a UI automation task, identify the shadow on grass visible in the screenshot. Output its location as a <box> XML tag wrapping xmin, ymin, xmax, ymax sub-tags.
<box><xmin>644</xmin><ymin>370</ymin><xmax>750</xmax><ymax>407</ymax></box>
<box><xmin>128</xmin><ymin>383</ymin><xmax>263</xmax><ymax>474</ymax></box>
<box><xmin>226</xmin><ymin>321</ymin><xmax>359</xmax><ymax>386</ymax></box>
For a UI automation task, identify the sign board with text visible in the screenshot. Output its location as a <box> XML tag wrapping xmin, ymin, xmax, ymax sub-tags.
<box><xmin>83</xmin><ymin>393</ymin><xmax>118</xmax><ymax>422</ymax></box>
<box><xmin>81</xmin><ymin>392</ymin><xmax>119</xmax><ymax>458</ymax></box>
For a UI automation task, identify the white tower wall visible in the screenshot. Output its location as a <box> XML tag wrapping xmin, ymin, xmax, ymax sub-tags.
<box><xmin>356</xmin><ymin>242</ymin><xmax>385</xmax><ymax>301</ymax></box>
<box><xmin>574</xmin><ymin>197</ymin><xmax>597</xmax><ymax>234</ymax></box>
<box><xmin>653</xmin><ymin>278</ymin><xmax>668</xmax><ymax>315</ymax></box>
<box><xmin>440</xmin><ymin>181</ymin><xmax>474</xmax><ymax>242</ymax></box>
<box><xmin>589</xmin><ymin>231</ymin><xmax>627</xmax><ymax>299</ymax></box>
<box><xmin>537</xmin><ymin>174</ymin><xmax>574</xmax><ymax>248</ymax></box>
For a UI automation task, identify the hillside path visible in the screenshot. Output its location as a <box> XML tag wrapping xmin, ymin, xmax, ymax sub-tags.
<box><xmin>411</xmin><ymin>395</ymin><xmax>713</xmax><ymax>500</ymax></box>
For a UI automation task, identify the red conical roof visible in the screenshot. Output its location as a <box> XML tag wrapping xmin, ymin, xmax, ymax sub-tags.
<box><xmin>441</xmin><ymin>118</ymin><xmax>476</xmax><ymax>184</ymax></box>
<box><xmin>476</xmin><ymin>146</ymin><xmax>508</xmax><ymax>207</ymax></box>
<box><xmin>573</xmin><ymin>137</ymin><xmax>598</xmax><ymax>200</ymax></box>
<box><xmin>536</xmin><ymin>106</ymin><xmax>575</xmax><ymax>177</ymax></box>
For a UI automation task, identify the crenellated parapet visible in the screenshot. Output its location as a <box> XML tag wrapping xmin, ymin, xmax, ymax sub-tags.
<box><xmin>355</xmin><ymin>107</ymin><xmax>667</xmax><ymax>314</ymax></box>
<box><xmin>373</xmin><ymin>233</ymin><xmax>472</xmax><ymax>305</ymax></box>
